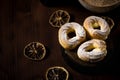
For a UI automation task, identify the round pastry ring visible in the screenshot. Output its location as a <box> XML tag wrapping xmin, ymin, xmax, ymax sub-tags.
<box><xmin>58</xmin><ymin>22</ymin><xmax>86</xmax><ymax>50</ymax></box>
<box><xmin>77</xmin><ymin>39</ymin><xmax>107</xmax><ymax>63</ymax></box>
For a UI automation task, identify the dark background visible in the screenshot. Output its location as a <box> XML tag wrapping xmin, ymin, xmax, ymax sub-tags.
<box><xmin>1</xmin><ymin>0</ymin><xmax>120</xmax><ymax>80</ymax></box>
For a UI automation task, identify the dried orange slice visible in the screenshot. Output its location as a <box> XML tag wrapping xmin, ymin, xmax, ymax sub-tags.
<box><xmin>49</xmin><ymin>10</ymin><xmax>70</xmax><ymax>27</ymax></box>
<box><xmin>46</xmin><ymin>66</ymin><xmax>69</xmax><ymax>80</ymax></box>
<box><xmin>24</xmin><ymin>42</ymin><xmax>46</xmax><ymax>60</ymax></box>
<box><xmin>102</xmin><ymin>16</ymin><xmax>114</xmax><ymax>29</ymax></box>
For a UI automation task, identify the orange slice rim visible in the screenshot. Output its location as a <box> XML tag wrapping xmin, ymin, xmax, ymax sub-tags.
<box><xmin>49</xmin><ymin>10</ymin><xmax>70</xmax><ymax>28</ymax></box>
<box><xmin>24</xmin><ymin>42</ymin><xmax>46</xmax><ymax>60</ymax></box>
<box><xmin>46</xmin><ymin>66</ymin><xmax>69</xmax><ymax>80</ymax></box>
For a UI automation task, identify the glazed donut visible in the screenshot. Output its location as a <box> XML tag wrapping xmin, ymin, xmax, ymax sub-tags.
<box><xmin>77</xmin><ymin>39</ymin><xmax>107</xmax><ymax>63</ymax></box>
<box><xmin>58</xmin><ymin>22</ymin><xmax>86</xmax><ymax>50</ymax></box>
<box><xmin>83</xmin><ymin>16</ymin><xmax>110</xmax><ymax>40</ymax></box>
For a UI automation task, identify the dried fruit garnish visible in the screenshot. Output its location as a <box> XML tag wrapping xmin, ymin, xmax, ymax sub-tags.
<box><xmin>24</xmin><ymin>42</ymin><xmax>46</xmax><ymax>60</ymax></box>
<box><xmin>46</xmin><ymin>66</ymin><xmax>69</xmax><ymax>80</ymax></box>
<box><xmin>49</xmin><ymin>10</ymin><xmax>70</xmax><ymax>27</ymax></box>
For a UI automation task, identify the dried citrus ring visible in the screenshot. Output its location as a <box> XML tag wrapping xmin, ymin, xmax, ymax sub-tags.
<box><xmin>49</xmin><ymin>10</ymin><xmax>70</xmax><ymax>27</ymax></box>
<box><xmin>46</xmin><ymin>66</ymin><xmax>69</xmax><ymax>80</ymax></box>
<box><xmin>101</xmin><ymin>16</ymin><xmax>114</xmax><ymax>29</ymax></box>
<box><xmin>24</xmin><ymin>42</ymin><xmax>46</xmax><ymax>60</ymax></box>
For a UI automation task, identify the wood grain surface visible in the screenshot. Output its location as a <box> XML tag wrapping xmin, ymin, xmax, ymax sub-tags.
<box><xmin>0</xmin><ymin>0</ymin><xmax>120</xmax><ymax>80</ymax></box>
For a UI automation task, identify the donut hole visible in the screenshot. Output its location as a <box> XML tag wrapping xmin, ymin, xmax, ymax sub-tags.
<box><xmin>67</xmin><ymin>29</ymin><xmax>76</xmax><ymax>38</ymax></box>
<box><xmin>86</xmin><ymin>45</ymin><xmax>95</xmax><ymax>52</ymax></box>
<box><xmin>92</xmin><ymin>22</ymin><xmax>101</xmax><ymax>30</ymax></box>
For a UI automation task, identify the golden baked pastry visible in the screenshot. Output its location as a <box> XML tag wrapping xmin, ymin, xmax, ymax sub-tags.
<box><xmin>58</xmin><ymin>22</ymin><xmax>86</xmax><ymax>50</ymax></box>
<box><xmin>77</xmin><ymin>39</ymin><xmax>107</xmax><ymax>63</ymax></box>
<box><xmin>83</xmin><ymin>16</ymin><xmax>110</xmax><ymax>40</ymax></box>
